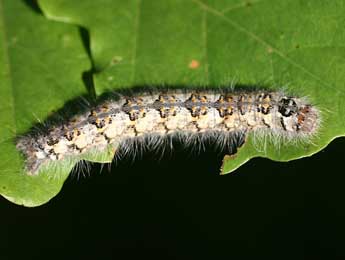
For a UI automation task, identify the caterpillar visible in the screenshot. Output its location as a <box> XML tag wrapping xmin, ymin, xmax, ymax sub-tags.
<box><xmin>16</xmin><ymin>88</ymin><xmax>320</xmax><ymax>175</ymax></box>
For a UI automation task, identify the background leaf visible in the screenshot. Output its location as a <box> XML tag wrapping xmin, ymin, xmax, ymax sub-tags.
<box><xmin>38</xmin><ymin>0</ymin><xmax>345</xmax><ymax>173</ymax></box>
<box><xmin>0</xmin><ymin>0</ymin><xmax>90</xmax><ymax>206</ymax></box>
<box><xmin>1</xmin><ymin>0</ymin><xmax>345</xmax><ymax>206</ymax></box>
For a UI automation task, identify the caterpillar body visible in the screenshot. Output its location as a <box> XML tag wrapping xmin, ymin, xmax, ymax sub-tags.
<box><xmin>17</xmin><ymin>89</ymin><xmax>320</xmax><ymax>175</ymax></box>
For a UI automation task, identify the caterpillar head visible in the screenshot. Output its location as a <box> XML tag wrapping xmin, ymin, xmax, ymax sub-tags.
<box><xmin>278</xmin><ymin>97</ymin><xmax>320</xmax><ymax>136</ymax></box>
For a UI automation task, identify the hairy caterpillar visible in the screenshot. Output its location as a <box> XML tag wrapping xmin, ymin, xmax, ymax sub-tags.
<box><xmin>16</xmin><ymin>88</ymin><xmax>320</xmax><ymax>175</ymax></box>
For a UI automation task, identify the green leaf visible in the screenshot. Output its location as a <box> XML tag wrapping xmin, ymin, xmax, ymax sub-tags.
<box><xmin>2</xmin><ymin>0</ymin><xmax>345</xmax><ymax>206</ymax></box>
<box><xmin>38</xmin><ymin>0</ymin><xmax>345</xmax><ymax>173</ymax></box>
<box><xmin>0</xmin><ymin>0</ymin><xmax>90</xmax><ymax>206</ymax></box>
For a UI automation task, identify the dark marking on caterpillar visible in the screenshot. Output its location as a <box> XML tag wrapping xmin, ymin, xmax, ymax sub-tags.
<box><xmin>16</xmin><ymin>88</ymin><xmax>321</xmax><ymax>175</ymax></box>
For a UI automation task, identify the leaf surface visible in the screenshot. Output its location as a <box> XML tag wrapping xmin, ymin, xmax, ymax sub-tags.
<box><xmin>0</xmin><ymin>0</ymin><xmax>90</xmax><ymax>206</ymax></box>
<box><xmin>1</xmin><ymin>0</ymin><xmax>344</xmax><ymax>206</ymax></box>
<box><xmin>38</xmin><ymin>0</ymin><xmax>345</xmax><ymax>174</ymax></box>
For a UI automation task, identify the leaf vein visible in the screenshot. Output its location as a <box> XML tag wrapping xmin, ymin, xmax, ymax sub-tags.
<box><xmin>191</xmin><ymin>0</ymin><xmax>343</xmax><ymax>94</ymax></box>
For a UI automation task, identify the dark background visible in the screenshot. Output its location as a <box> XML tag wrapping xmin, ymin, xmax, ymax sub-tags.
<box><xmin>1</xmin><ymin>137</ymin><xmax>344</xmax><ymax>259</ymax></box>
